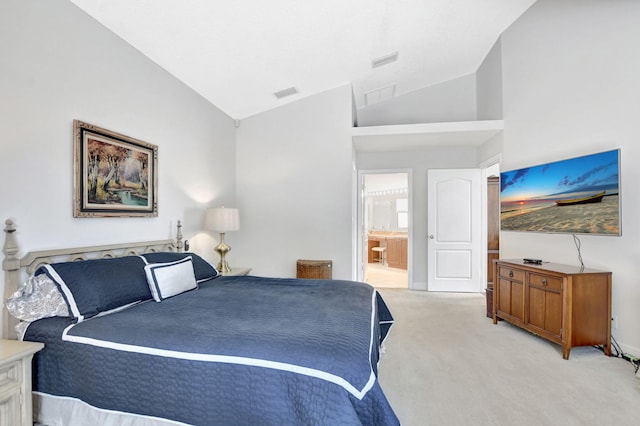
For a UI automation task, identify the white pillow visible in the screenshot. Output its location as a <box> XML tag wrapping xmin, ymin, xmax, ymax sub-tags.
<box><xmin>144</xmin><ymin>256</ymin><xmax>197</xmax><ymax>302</ymax></box>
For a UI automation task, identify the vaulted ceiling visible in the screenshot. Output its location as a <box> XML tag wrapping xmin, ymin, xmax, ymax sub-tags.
<box><xmin>69</xmin><ymin>0</ymin><xmax>536</xmax><ymax>119</ymax></box>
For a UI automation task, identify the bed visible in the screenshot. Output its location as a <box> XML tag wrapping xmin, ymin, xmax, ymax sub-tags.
<box><xmin>2</xmin><ymin>219</ymin><xmax>398</xmax><ymax>425</ymax></box>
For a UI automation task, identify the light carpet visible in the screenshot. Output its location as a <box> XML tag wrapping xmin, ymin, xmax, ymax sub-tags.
<box><xmin>377</xmin><ymin>290</ymin><xmax>640</xmax><ymax>426</ymax></box>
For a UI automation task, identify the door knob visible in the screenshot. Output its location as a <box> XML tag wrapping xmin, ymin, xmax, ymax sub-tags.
<box><xmin>429</xmin><ymin>234</ymin><xmax>434</xmax><ymax>239</ymax></box>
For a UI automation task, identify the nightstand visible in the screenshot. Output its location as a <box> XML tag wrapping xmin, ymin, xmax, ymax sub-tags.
<box><xmin>0</xmin><ymin>339</ymin><xmax>44</xmax><ymax>426</ymax></box>
<box><xmin>220</xmin><ymin>267</ymin><xmax>252</xmax><ymax>276</ymax></box>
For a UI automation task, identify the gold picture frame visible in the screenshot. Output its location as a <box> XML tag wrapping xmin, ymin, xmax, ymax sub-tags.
<box><xmin>73</xmin><ymin>120</ymin><xmax>158</xmax><ymax>217</ymax></box>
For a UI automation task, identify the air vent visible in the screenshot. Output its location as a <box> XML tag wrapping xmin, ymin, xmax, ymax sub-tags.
<box><xmin>364</xmin><ymin>84</ymin><xmax>396</xmax><ymax>106</ymax></box>
<box><xmin>371</xmin><ymin>51</ymin><xmax>399</xmax><ymax>69</ymax></box>
<box><xmin>274</xmin><ymin>86</ymin><xmax>299</xmax><ymax>99</ymax></box>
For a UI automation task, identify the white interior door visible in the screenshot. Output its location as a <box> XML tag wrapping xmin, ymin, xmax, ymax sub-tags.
<box><xmin>427</xmin><ymin>169</ymin><xmax>482</xmax><ymax>292</ymax></box>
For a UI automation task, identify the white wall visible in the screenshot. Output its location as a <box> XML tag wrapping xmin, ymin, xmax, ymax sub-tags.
<box><xmin>476</xmin><ymin>38</ymin><xmax>503</xmax><ymax>121</ymax></box>
<box><xmin>356</xmin><ymin>74</ymin><xmax>478</xmax><ymax>126</ymax></box>
<box><xmin>501</xmin><ymin>0</ymin><xmax>640</xmax><ymax>355</ymax></box>
<box><xmin>476</xmin><ymin>36</ymin><xmax>504</xmax><ymax>164</ymax></box>
<box><xmin>356</xmin><ymin>147</ymin><xmax>479</xmax><ymax>290</ymax></box>
<box><xmin>234</xmin><ymin>85</ymin><xmax>354</xmax><ymax>279</ymax></box>
<box><xmin>0</xmin><ymin>0</ymin><xmax>236</xmax><ymax>332</ymax></box>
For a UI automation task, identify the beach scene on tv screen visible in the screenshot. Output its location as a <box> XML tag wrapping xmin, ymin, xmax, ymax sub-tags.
<box><xmin>500</xmin><ymin>149</ymin><xmax>620</xmax><ymax>235</ymax></box>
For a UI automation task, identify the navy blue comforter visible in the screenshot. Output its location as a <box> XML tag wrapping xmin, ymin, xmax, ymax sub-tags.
<box><xmin>25</xmin><ymin>276</ymin><xmax>398</xmax><ymax>425</ymax></box>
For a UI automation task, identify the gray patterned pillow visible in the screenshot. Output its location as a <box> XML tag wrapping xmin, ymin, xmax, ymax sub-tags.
<box><xmin>5</xmin><ymin>273</ymin><xmax>70</xmax><ymax>321</ymax></box>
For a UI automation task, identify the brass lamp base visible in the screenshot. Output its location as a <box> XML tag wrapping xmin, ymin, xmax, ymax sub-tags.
<box><xmin>215</xmin><ymin>232</ymin><xmax>232</xmax><ymax>273</ymax></box>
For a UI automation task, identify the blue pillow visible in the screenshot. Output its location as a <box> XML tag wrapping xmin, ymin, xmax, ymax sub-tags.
<box><xmin>140</xmin><ymin>252</ymin><xmax>218</xmax><ymax>283</ymax></box>
<box><xmin>36</xmin><ymin>256</ymin><xmax>151</xmax><ymax>321</ymax></box>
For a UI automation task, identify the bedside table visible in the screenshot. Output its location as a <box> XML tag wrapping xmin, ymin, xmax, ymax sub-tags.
<box><xmin>0</xmin><ymin>339</ymin><xmax>44</xmax><ymax>426</ymax></box>
<box><xmin>220</xmin><ymin>267</ymin><xmax>252</xmax><ymax>276</ymax></box>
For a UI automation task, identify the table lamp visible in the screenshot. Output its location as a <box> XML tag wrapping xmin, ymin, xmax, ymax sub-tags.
<box><xmin>204</xmin><ymin>206</ymin><xmax>240</xmax><ymax>273</ymax></box>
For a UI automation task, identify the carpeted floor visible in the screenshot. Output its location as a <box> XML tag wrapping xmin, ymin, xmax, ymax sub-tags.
<box><xmin>377</xmin><ymin>290</ymin><xmax>640</xmax><ymax>426</ymax></box>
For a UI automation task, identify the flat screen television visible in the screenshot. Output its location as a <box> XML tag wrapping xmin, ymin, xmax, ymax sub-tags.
<box><xmin>500</xmin><ymin>149</ymin><xmax>620</xmax><ymax>235</ymax></box>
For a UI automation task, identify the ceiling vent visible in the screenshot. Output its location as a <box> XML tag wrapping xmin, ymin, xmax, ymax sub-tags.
<box><xmin>371</xmin><ymin>51</ymin><xmax>399</xmax><ymax>69</ymax></box>
<box><xmin>274</xmin><ymin>86</ymin><xmax>299</xmax><ymax>99</ymax></box>
<box><xmin>364</xmin><ymin>84</ymin><xmax>396</xmax><ymax>106</ymax></box>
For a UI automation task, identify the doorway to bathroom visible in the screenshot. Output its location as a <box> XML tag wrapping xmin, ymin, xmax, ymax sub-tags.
<box><xmin>358</xmin><ymin>171</ymin><xmax>410</xmax><ymax>289</ymax></box>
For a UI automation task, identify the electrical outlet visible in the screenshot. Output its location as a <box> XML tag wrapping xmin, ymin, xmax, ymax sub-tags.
<box><xmin>612</xmin><ymin>315</ymin><xmax>618</xmax><ymax>330</ymax></box>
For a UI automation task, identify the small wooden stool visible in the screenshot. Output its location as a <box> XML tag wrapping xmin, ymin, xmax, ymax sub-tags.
<box><xmin>371</xmin><ymin>246</ymin><xmax>386</xmax><ymax>265</ymax></box>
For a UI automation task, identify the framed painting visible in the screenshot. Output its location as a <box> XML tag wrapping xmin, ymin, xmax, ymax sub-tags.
<box><xmin>73</xmin><ymin>120</ymin><xmax>158</xmax><ymax>217</ymax></box>
<box><xmin>500</xmin><ymin>149</ymin><xmax>620</xmax><ymax>235</ymax></box>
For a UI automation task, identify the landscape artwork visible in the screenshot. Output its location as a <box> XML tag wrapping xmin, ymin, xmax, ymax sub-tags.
<box><xmin>500</xmin><ymin>149</ymin><xmax>620</xmax><ymax>235</ymax></box>
<box><xmin>74</xmin><ymin>120</ymin><xmax>158</xmax><ymax>217</ymax></box>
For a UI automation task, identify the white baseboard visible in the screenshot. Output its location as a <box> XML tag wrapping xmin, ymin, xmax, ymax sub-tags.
<box><xmin>410</xmin><ymin>281</ymin><xmax>427</xmax><ymax>291</ymax></box>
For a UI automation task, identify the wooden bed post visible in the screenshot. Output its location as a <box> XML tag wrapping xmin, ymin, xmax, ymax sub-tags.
<box><xmin>176</xmin><ymin>220</ymin><xmax>184</xmax><ymax>253</ymax></box>
<box><xmin>3</xmin><ymin>219</ymin><xmax>20</xmax><ymax>339</ymax></box>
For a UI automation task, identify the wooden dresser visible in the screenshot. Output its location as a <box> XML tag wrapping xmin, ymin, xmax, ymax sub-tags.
<box><xmin>492</xmin><ymin>259</ymin><xmax>611</xmax><ymax>359</ymax></box>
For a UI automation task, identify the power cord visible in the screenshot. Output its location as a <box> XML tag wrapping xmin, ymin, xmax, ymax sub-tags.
<box><xmin>596</xmin><ymin>337</ymin><xmax>640</xmax><ymax>374</ymax></box>
<box><xmin>614</xmin><ymin>336</ymin><xmax>640</xmax><ymax>374</ymax></box>
<box><xmin>572</xmin><ymin>234</ymin><xmax>584</xmax><ymax>270</ymax></box>
<box><xmin>572</xmin><ymin>236</ymin><xmax>637</xmax><ymax>374</ymax></box>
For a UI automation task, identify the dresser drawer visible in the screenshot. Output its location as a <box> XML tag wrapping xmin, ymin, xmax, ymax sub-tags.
<box><xmin>0</xmin><ymin>361</ymin><xmax>19</xmax><ymax>391</ymax></box>
<box><xmin>528</xmin><ymin>273</ymin><xmax>562</xmax><ymax>291</ymax></box>
<box><xmin>498</xmin><ymin>266</ymin><xmax>524</xmax><ymax>282</ymax></box>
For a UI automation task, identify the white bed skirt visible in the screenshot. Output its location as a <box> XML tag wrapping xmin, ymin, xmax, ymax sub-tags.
<box><xmin>34</xmin><ymin>392</ymin><xmax>191</xmax><ymax>426</ymax></box>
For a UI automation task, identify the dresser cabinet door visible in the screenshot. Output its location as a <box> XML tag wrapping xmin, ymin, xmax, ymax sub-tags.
<box><xmin>528</xmin><ymin>285</ymin><xmax>562</xmax><ymax>339</ymax></box>
<box><xmin>496</xmin><ymin>266</ymin><xmax>525</xmax><ymax>322</ymax></box>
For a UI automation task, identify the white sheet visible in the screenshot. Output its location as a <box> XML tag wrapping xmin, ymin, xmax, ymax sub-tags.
<box><xmin>33</xmin><ymin>392</ymin><xmax>190</xmax><ymax>426</ymax></box>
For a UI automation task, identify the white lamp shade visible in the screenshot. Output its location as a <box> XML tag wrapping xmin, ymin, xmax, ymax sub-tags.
<box><xmin>205</xmin><ymin>207</ymin><xmax>240</xmax><ymax>232</ymax></box>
